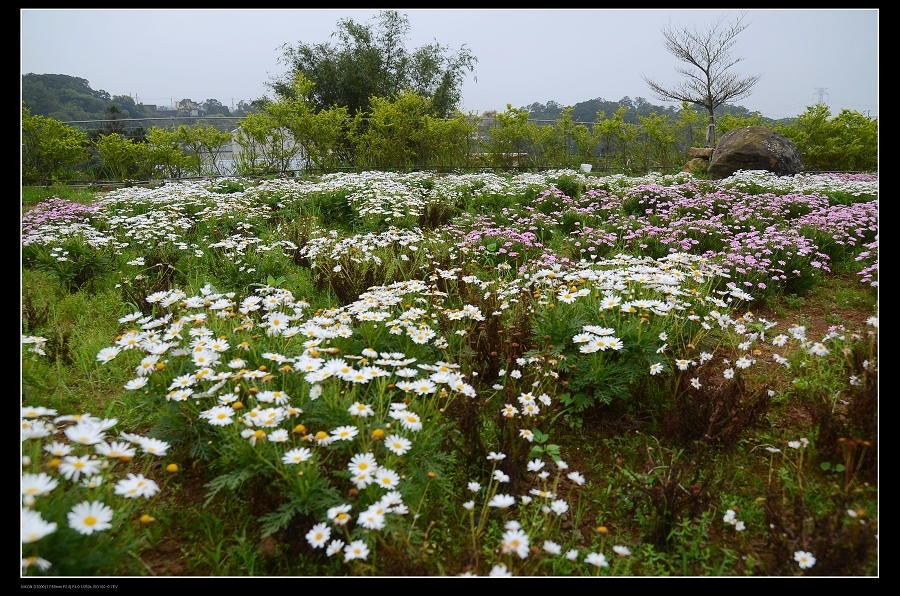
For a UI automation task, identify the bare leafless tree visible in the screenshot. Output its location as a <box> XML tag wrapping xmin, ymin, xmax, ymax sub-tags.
<box><xmin>642</xmin><ymin>12</ymin><xmax>761</xmax><ymax>147</ymax></box>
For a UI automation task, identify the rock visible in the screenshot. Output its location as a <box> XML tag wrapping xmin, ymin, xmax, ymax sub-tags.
<box><xmin>683</xmin><ymin>158</ymin><xmax>709</xmax><ymax>174</ymax></box>
<box><xmin>687</xmin><ymin>147</ymin><xmax>714</xmax><ymax>159</ymax></box>
<box><xmin>708</xmin><ymin>126</ymin><xmax>803</xmax><ymax>179</ymax></box>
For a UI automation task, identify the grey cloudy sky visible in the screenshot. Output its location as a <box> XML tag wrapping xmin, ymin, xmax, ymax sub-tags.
<box><xmin>21</xmin><ymin>9</ymin><xmax>878</xmax><ymax>120</ymax></box>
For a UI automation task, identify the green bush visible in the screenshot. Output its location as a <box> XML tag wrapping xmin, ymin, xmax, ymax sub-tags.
<box><xmin>22</xmin><ymin>104</ymin><xmax>90</xmax><ymax>184</ymax></box>
<box><xmin>94</xmin><ymin>133</ymin><xmax>142</xmax><ymax>181</ymax></box>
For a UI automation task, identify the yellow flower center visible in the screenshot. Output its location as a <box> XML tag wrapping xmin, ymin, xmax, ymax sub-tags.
<box><xmin>84</xmin><ymin>516</ymin><xmax>97</xmax><ymax>526</ymax></box>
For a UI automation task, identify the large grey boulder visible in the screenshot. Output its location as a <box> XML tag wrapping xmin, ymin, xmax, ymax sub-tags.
<box><xmin>707</xmin><ymin>126</ymin><xmax>803</xmax><ymax>179</ymax></box>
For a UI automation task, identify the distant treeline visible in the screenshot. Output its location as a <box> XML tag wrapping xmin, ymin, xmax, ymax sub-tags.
<box><xmin>23</xmin><ymin>73</ymin><xmax>784</xmax><ymax>127</ymax></box>
<box><xmin>22</xmin><ymin>74</ymin><xmax>257</xmax><ymax>122</ymax></box>
<box><xmin>521</xmin><ymin>97</ymin><xmax>790</xmax><ymax>126</ymax></box>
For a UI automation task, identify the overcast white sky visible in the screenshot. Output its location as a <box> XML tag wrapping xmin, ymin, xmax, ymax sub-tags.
<box><xmin>21</xmin><ymin>9</ymin><xmax>878</xmax><ymax>120</ymax></box>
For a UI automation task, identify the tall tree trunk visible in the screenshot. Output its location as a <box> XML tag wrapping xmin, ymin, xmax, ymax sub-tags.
<box><xmin>705</xmin><ymin>109</ymin><xmax>717</xmax><ymax>147</ymax></box>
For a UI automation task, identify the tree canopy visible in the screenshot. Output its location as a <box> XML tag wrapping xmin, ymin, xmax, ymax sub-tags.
<box><xmin>273</xmin><ymin>10</ymin><xmax>477</xmax><ymax>118</ymax></box>
<box><xmin>22</xmin><ymin>74</ymin><xmax>158</xmax><ymax>122</ymax></box>
<box><xmin>642</xmin><ymin>12</ymin><xmax>761</xmax><ymax>145</ymax></box>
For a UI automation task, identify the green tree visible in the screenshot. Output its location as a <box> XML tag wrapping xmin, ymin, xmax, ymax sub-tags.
<box><xmin>274</xmin><ymin>10</ymin><xmax>476</xmax><ymax>118</ymax></box>
<box><xmin>526</xmin><ymin>100</ymin><xmax>566</xmax><ymax>121</ymax></box>
<box><xmin>108</xmin><ymin>94</ymin><xmax>156</xmax><ymax>120</ymax></box>
<box><xmin>418</xmin><ymin>112</ymin><xmax>477</xmax><ymax>170</ymax></box>
<box><xmin>176</xmin><ymin>99</ymin><xmax>199</xmax><ymax>117</ymax></box>
<box><xmin>253</xmin><ymin>74</ymin><xmax>356</xmax><ymax>173</ymax></box>
<box><xmin>716</xmin><ymin>110</ymin><xmax>769</xmax><ymax>136</ymax></box>
<box><xmin>231</xmin><ymin>100</ymin><xmax>257</xmax><ymax>117</ymax></box>
<box><xmin>675</xmin><ymin>101</ymin><xmax>704</xmax><ymax>150</ymax></box>
<box><xmin>21</xmin><ymin>105</ymin><xmax>90</xmax><ymax>184</ymax></box>
<box><xmin>201</xmin><ymin>99</ymin><xmax>231</xmax><ymax>116</ymax></box>
<box><xmin>305</xmin><ymin>105</ymin><xmax>357</xmax><ymax>171</ymax></box>
<box><xmin>266</xmin><ymin>74</ymin><xmax>329</xmax><ymax>173</ymax></box>
<box><xmin>776</xmin><ymin>105</ymin><xmax>877</xmax><ymax>172</ymax></box>
<box><xmin>233</xmin><ymin>111</ymin><xmax>296</xmax><ymax>175</ymax></box>
<box><xmin>829</xmin><ymin>109</ymin><xmax>877</xmax><ymax>171</ymax></box>
<box><xmin>176</xmin><ymin>124</ymin><xmax>232</xmax><ymax>176</ymax></box>
<box><xmin>142</xmin><ymin>127</ymin><xmax>190</xmax><ymax>179</ymax></box>
<box><xmin>355</xmin><ymin>90</ymin><xmax>432</xmax><ymax>170</ymax></box>
<box><xmin>101</xmin><ymin>105</ymin><xmax>127</xmax><ymax>137</ymax></box>
<box><xmin>595</xmin><ymin>107</ymin><xmax>638</xmax><ymax>172</ymax></box>
<box><xmin>22</xmin><ymin>74</ymin><xmax>110</xmax><ymax>121</ymax></box>
<box><xmin>93</xmin><ymin>133</ymin><xmax>141</xmax><ymax>180</ymax></box>
<box><xmin>642</xmin><ymin>12</ymin><xmax>761</xmax><ymax>146</ymax></box>
<box><xmin>530</xmin><ymin>120</ymin><xmax>567</xmax><ymax>170</ymax></box>
<box><xmin>558</xmin><ymin>107</ymin><xmax>602</xmax><ymax>167</ymax></box>
<box><xmin>636</xmin><ymin>112</ymin><xmax>678</xmax><ymax>171</ymax></box>
<box><xmin>570</xmin><ymin>97</ymin><xmax>640</xmax><ymax>125</ymax></box>
<box><xmin>486</xmin><ymin>105</ymin><xmax>531</xmax><ymax>169</ymax></box>
<box><xmin>776</xmin><ymin>104</ymin><xmax>832</xmax><ymax>171</ymax></box>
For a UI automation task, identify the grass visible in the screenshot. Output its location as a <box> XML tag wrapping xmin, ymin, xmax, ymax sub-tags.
<box><xmin>22</xmin><ymin>185</ymin><xmax>99</xmax><ymax>210</ymax></box>
<box><xmin>21</xmin><ymin>169</ymin><xmax>878</xmax><ymax>577</ymax></box>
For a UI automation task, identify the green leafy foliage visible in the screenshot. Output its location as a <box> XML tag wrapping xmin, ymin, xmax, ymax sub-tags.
<box><xmin>176</xmin><ymin>124</ymin><xmax>233</xmax><ymax>176</ymax></box>
<box><xmin>777</xmin><ymin>105</ymin><xmax>878</xmax><ymax>172</ymax></box>
<box><xmin>20</xmin><ymin>103</ymin><xmax>876</xmax><ymax>183</ymax></box>
<box><xmin>274</xmin><ymin>10</ymin><xmax>476</xmax><ymax>119</ymax></box>
<box><xmin>22</xmin><ymin>104</ymin><xmax>90</xmax><ymax>184</ymax></box>
<box><xmin>93</xmin><ymin>133</ymin><xmax>143</xmax><ymax>181</ymax></box>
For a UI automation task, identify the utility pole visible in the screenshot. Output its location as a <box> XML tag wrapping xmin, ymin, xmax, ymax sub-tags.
<box><xmin>813</xmin><ymin>87</ymin><xmax>829</xmax><ymax>104</ymax></box>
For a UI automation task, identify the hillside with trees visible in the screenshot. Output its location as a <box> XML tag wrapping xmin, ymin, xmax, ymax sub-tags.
<box><xmin>21</xmin><ymin>74</ymin><xmax>160</xmax><ymax>121</ymax></box>
<box><xmin>21</xmin><ymin>74</ymin><xmax>260</xmax><ymax>123</ymax></box>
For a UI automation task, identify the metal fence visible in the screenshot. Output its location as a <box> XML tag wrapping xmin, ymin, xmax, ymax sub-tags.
<box><xmin>64</xmin><ymin>116</ymin><xmax>243</xmax><ymax>132</ymax></box>
<box><xmin>63</xmin><ymin>116</ymin><xmax>244</xmax><ymax>138</ymax></box>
